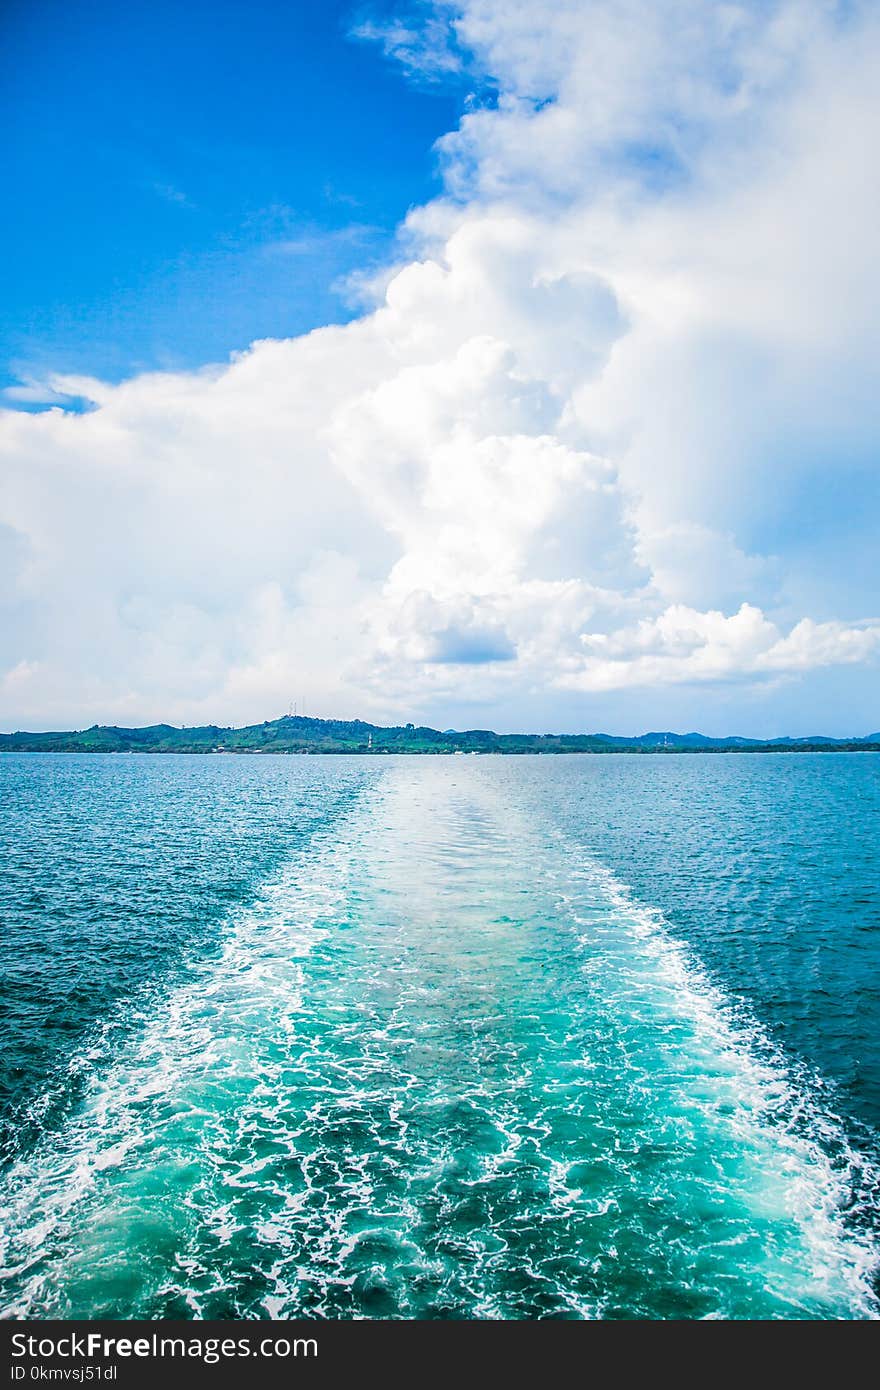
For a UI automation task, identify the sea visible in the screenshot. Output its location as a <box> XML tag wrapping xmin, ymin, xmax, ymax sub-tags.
<box><xmin>0</xmin><ymin>751</ymin><xmax>878</xmax><ymax>1319</ymax></box>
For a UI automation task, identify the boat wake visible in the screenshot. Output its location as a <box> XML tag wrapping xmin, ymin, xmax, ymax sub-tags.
<box><xmin>1</xmin><ymin>761</ymin><xmax>877</xmax><ymax>1318</ymax></box>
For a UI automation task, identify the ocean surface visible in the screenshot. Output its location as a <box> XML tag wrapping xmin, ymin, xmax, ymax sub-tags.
<box><xmin>0</xmin><ymin>751</ymin><xmax>878</xmax><ymax>1319</ymax></box>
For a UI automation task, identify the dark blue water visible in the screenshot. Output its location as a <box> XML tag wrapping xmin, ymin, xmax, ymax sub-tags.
<box><xmin>0</xmin><ymin>755</ymin><xmax>381</xmax><ymax>1155</ymax></box>
<box><xmin>527</xmin><ymin>754</ymin><xmax>880</xmax><ymax>1132</ymax></box>
<box><xmin>0</xmin><ymin>753</ymin><xmax>877</xmax><ymax>1318</ymax></box>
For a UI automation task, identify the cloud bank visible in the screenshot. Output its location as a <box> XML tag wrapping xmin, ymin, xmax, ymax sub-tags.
<box><xmin>2</xmin><ymin>0</ymin><xmax>879</xmax><ymax>733</ymax></box>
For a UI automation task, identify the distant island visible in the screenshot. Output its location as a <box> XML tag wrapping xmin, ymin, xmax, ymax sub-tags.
<box><xmin>1</xmin><ymin>715</ymin><xmax>879</xmax><ymax>755</ymax></box>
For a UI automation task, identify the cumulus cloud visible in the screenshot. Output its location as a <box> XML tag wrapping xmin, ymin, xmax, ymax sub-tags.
<box><xmin>1</xmin><ymin>0</ymin><xmax>879</xmax><ymax>734</ymax></box>
<box><xmin>571</xmin><ymin>605</ymin><xmax>880</xmax><ymax>692</ymax></box>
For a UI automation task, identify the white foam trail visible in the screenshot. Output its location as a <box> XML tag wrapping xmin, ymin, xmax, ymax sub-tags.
<box><xmin>553</xmin><ymin>843</ymin><xmax>880</xmax><ymax>1317</ymax></box>
<box><xmin>0</xmin><ymin>800</ymin><xmax>362</xmax><ymax>1312</ymax></box>
<box><xmin>1</xmin><ymin>760</ymin><xmax>878</xmax><ymax>1319</ymax></box>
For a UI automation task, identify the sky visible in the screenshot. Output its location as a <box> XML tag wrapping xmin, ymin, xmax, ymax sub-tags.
<box><xmin>0</xmin><ymin>0</ymin><xmax>465</xmax><ymax>386</ymax></box>
<box><xmin>1</xmin><ymin>0</ymin><xmax>879</xmax><ymax>737</ymax></box>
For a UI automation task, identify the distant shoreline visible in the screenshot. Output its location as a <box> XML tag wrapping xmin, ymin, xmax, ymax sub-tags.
<box><xmin>2</xmin><ymin>747</ymin><xmax>879</xmax><ymax>755</ymax></box>
<box><xmin>2</xmin><ymin>713</ymin><xmax>878</xmax><ymax>756</ymax></box>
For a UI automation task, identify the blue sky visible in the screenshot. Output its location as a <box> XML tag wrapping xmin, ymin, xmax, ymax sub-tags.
<box><xmin>0</xmin><ymin>0</ymin><xmax>465</xmax><ymax>391</ymax></box>
<box><xmin>1</xmin><ymin>0</ymin><xmax>878</xmax><ymax>736</ymax></box>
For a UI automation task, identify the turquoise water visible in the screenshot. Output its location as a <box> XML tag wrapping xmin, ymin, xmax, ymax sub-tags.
<box><xmin>0</xmin><ymin>752</ymin><xmax>878</xmax><ymax>1318</ymax></box>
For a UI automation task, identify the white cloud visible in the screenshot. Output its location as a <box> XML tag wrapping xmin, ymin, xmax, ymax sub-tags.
<box><xmin>568</xmin><ymin>604</ymin><xmax>880</xmax><ymax>692</ymax></box>
<box><xmin>1</xmin><ymin>0</ymin><xmax>879</xmax><ymax>734</ymax></box>
<box><xmin>351</xmin><ymin>12</ymin><xmax>465</xmax><ymax>81</ymax></box>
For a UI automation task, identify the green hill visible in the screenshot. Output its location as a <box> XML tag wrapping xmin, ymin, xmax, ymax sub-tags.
<box><xmin>1</xmin><ymin>714</ymin><xmax>878</xmax><ymax>754</ymax></box>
